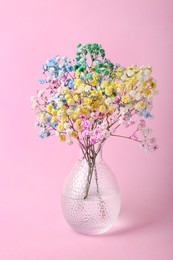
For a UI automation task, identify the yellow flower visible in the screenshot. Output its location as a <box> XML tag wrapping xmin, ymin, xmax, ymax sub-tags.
<box><xmin>136</xmin><ymin>101</ymin><xmax>145</xmax><ymax>110</ymax></box>
<box><xmin>57</xmin><ymin>123</ymin><xmax>64</xmax><ymax>131</ymax></box>
<box><xmin>67</xmin><ymin>98</ymin><xmax>74</xmax><ymax>106</ymax></box>
<box><xmin>117</xmin><ymin>67</ymin><xmax>123</xmax><ymax>72</ymax></box>
<box><xmin>70</xmin><ymin>110</ymin><xmax>80</xmax><ymax>120</ymax></box>
<box><xmin>51</xmin><ymin>109</ymin><xmax>57</xmax><ymax>116</ymax></box>
<box><xmin>51</xmin><ymin>116</ymin><xmax>57</xmax><ymax>123</ymax></box>
<box><xmin>74</xmin><ymin>78</ymin><xmax>82</xmax><ymax>86</ymax></box>
<box><xmin>61</xmin><ymin>87</ymin><xmax>69</xmax><ymax>95</ymax></box>
<box><xmin>149</xmin><ymin>78</ymin><xmax>156</xmax><ymax>89</ymax></box>
<box><xmin>84</xmin><ymin>98</ymin><xmax>92</xmax><ymax>105</ymax></box>
<box><xmin>75</xmin><ymin>124</ymin><xmax>82</xmax><ymax>131</ymax></box>
<box><xmin>122</xmin><ymin>95</ymin><xmax>130</xmax><ymax>103</ymax></box>
<box><xmin>117</xmin><ymin>83</ymin><xmax>123</xmax><ymax>92</ymax></box>
<box><xmin>108</xmin><ymin>105</ymin><xmax>115</xmax><ymax>113</ymax></box>
<box><xmin>38</xmin><ymin>113</ymin><xmax>45</xmax><ymax>123</ymax></box>
<box><xmin>75</xmin><ymin>119</ymin><xmax>81</xmax><ymax>125</ymax></box>
<box><xmin>80</xmin><ymin>107</ymin><xmax>88</xmax><ymax>115</ymax></box>
<box><xmin>61</xmin><ymin>114</ymin><xmax>67</xmax><ymax>121</ymax></box>
<box><xmin>73</xmin><ymin>94</ymin><xmax>79</xmax><ymax>101</ymax></box>
<box><xmin>116</xmin><ymin>72</ymin><xmax>122</xmax><ymax>79</ymax></box>
<box><xmin>111</xmin><ymin>82</ymin><xmax>117</xmax><ymax>89</ymax></box>
<box><xmin>92</xmin><ymin>100</ymin><xmax>100</xmax><ymax>110</ymax></box>
<box><xmin>75</xmin><ymin>71</ymin><xmax>80</xmax><ymax>76</ymax></box>
<box><xmin>90</xmin><ymin>79</ymin><xmax>97</xmax><ymax>86</ymax></box>
<box><xmin>59</xmin><ymin>134</ymin><xmax>66</xmax><ymax>142</ymax></box>
<box><xmin>93</xmin><ymin>73</ymin><xmax>99</xmax><ymax>80</ymax></box>
<box><xmin>70</xmin><ymin>131</ymin><xmax>78</xmax><ymax>138</ymax></box>
<box><xmin>126</xmin><ymin>83</ymin><xmax>132</xmax><ymax>91</ymax></box>
<box><xmin>65</xmin><ymin>94</ymin><xmax>71</xmax><ymax>100</ymax></box>
<box><xmin>105</xmin><ymin>86</ymin><xmax>113</xmax><ymax>96</ymax></box>
<box><xmin>46</xmin><ymin>103</ymin><xmax>53</xmax><ymax>113</ymax></box>
<box><xmin>99</xmin><ymin>105</ymin><xmax>106</xmax><ymax>113</ymax></box>
<box><xmin>142</xmin><ymin>81</ymin><xmax>147</xmax><ymax>87</ymax></box>
<box><xmin>101</xmin><ymin>81</ymin><xmax>109</xmax><ymax>88</ymax></box>
<box><xmin>144</xmin><ymin>89</ymin><xmax>151</xmax><ymax>97</ymax></box>
<box><xmin>91</xmin><ymin>90</ymin><xmax>98</xmax><ymax>96</ymax></box>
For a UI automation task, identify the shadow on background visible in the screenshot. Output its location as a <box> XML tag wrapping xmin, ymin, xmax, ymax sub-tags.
<box><xmin>102</xmin><ymin>200</ymin><xmax>168</xmax><ymax>237</ymax></box>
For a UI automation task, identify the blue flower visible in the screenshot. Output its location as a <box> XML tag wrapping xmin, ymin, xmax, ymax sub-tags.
<box><xmin>50</xmin><ymin>123</ymin><xmax>58</xmax><ymax>128</ymax></box>
<box><xmin>67</xmin><ymin>79</ymin><xmax>74</xmax><ymax>89</ymax></box>
<box><xmin>47</xmin><ymin>59</ymin><xmax>57</xmax><ymax>67</ymax></box>
<box><xmin>38</xmin><ymin>131</ymin><xmax>45</xmax><ymax>138</ymax></box>
<box><xmin>139</xmin><ymin>109</ymin><xmax>152</xmax><ymax>119</ymax></box>
<box><xmin>46</xmin><ymin>117</ymin><xmax>51</xmax><ymax>123</ymax></box>
<box><xmin>42</xmin><ymin>64</ymin><xmax>47</xmax><ymax>71</ymax></box>
<box><xmin>54</xmin><ymin>70</ymin><xmax>59</xmax><ymax>77</ymax></box>
<box><xmin>66</xmin><ymin>65</ymin><xmax>73</xmax><ymax>72</ymax></box>
<box><xmin>45</xmin><ymin>131</ymin><xmax>51</xmax><ymax>137</ymax></box>
<box><xmin>39</xmin><ymin>79</ymin><xmax>46</xmax><ymax>84</ymax></box>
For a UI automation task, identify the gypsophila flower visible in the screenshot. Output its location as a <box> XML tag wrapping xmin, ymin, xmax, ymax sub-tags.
<box><xmin>31</xmin><ymin>43</ymin><xmax>158</xmax><ymax>153</ymax></box>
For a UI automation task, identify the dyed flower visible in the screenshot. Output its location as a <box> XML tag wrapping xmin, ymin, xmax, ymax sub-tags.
<box><xmin>31</xmin><ymin>43</ymin><xmax>158</xmax><ymax>154</ymax></box>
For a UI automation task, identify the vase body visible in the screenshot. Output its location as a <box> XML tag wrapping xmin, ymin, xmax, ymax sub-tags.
<box><xmin>61</xmin><ymin>148</ymin><xmax>120</xmax><ymax>235</ymax></box>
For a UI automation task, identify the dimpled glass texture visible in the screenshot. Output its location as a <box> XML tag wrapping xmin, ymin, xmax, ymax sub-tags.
<box><xmin>61</xmin><ymin>149</ymin><xmax>121</xmax><ymax>235</ymax></box>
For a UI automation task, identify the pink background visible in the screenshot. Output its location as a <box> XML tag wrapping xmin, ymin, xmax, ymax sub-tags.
<box><xmin>0</xmin><ymin>0</ymin><xmax>173</xmax><ymax>259</ymax></box>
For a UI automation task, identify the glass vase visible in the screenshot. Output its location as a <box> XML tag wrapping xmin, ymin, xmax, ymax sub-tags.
<box><xmin>61</xmin><ymin>146</ymin><xmax>121</xmax><ymax>235</ymax></box>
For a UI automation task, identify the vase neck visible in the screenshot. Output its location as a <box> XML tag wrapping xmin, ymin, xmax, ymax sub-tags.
<box><xmin>79</xmin><ymin>144</ymin><xmax>103</xmax><ymax>163</ymax></box>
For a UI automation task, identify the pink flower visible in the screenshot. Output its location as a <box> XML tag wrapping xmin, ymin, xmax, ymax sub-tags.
<box><xmin>149</xmin><ymin>137</ymin><xmax>156</xmax><ymax>144</ymax></box>
<box><xmin>138</xmin><ymin>119</ymin><xmax>146</xmax><ymax>129</ymax></box>
<box><xmin>153</xmin><ymin>144</ymin><xmax>159</xmax><ymax>151</ymax></box>
<box><xmin>90</xmin><ymin>136</ymin><xmax>97</xmax><ymax>145</ymax></box>
<box><xmin>82</xmin><ymin>130</ymin><xmax>90</xmax><ymax>138</ymax></box>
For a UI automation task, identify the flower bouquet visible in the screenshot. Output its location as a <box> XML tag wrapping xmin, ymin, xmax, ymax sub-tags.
<box><xmin>31</xmin><ymin>43</ymin><xmax>158</xmax><ymax>235</ymax></box>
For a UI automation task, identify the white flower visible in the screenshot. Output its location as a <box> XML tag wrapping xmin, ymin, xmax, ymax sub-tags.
<box><xmin>55</xmin><ymin>55</ymin><xmax>60</xmax><ymax>61</ymax></box>
<box><xmin>127</xmin><ymin>70</ymin><xmax>134</xmax><ymax>77</ymax></box>
<box><xmin>135</xmin><ymin>92</ymin><xmax>142</xmax><ymax>100</ymax></box>
<box><xmin>58</xmin><ymin>70</ymin><xmax>64</xmax><ymax>76</ymax></box>
<box><xmin>154</xmin><ymin>90</ymin><xmax>159</xmax><ymax>95</ymax></box>
<box><xmin>66</xmin><ymin>129</ymin><xmax>73</xmax><ymax>135</ymax></box>
<box><xmin>46</xmin><ymin>76</ymin><xmax>51</xmax><ymax>82</ymax></box>
<box><xmin>102</xmin><ymin>130</ymin><xmax>110</xmax><ymax>138</ymax></box>
<box><xmin>121</xmin><ymin>74</ymin><xmax>127</xmax><ymax>81</ymax></box>
<box><xmin>66</xmin><ymin>139</ymin><xmax>73</xmax><ymax>145</ymax></box>
<box><xmin>137</xmin><ymin>75</ymin><xmax>144</xmax><ymax>82</ymax></box>
<box><xmin>66</xmin><ymin>109</ymin><xmax>73</xmax><ymax>115</ymax></box>
<box><xmin>64</xmin><ymin>123</ymin><xmax>70</xmax><ymax>129</ymax></box>
<box><xmin>141</xmin><ymin>128</ymin><xmax>152</xmax><ymax>137</ymax></box>
<box><xmin>85</xmin><ymin>85</ymin><xmax>91</xmax><ymax>92</ymax></box>
<box><xmin>78</xmin><ymin>85</ymin><xmax>85</xmax><ymax>92</ymax></box>
<box><xmin>32</xmin><ymin>103</ymin><xmax>37</xmax><ymax>109</ymax></box>
<box><xmin>120</xmin><ymin>107</ymin><xmax>126</xmax><ymax>114</ymax></box>
<box><xmin>105</xmin><ymin>98</ymin><xmax>112</xmax><ymax>106</ymax></box>
<box><xmin>89</xmin><ymin>118</ymin><xmax>94</xmax><ymax>124</ymax></box>
<box><xmin>129</xmin><ymin>90</ymin><xmax>136</xmax><ymax>97</ymax></box>
<box><xmin>118</xmin><ymin>117</ymin><xmax>124</xmax><ymax>124</ymax></box>
<box><xmin>55</xmin><ymin>131</ymin><xmax>60</xmax><ymax>136</ymax></box>
<box><xmin>30</xmin><ymin>96</ymin><xmax>36</xmax><ymax>102</ymax></box>
<box><xmin>144</xmin><ymin>69</ymin><xmax>151</xmax><ymax>76</ymax></box>
<box><xmin>37</xmin><ymin>90</ymin><xmax>44</xmax><ymax>98</ymax></box>
<box><xmin>59</xmin><ymin>63</ymin><xmax>63</xmax><ymax>68</ymax></box>
<box><xmin>49</xmin><ymin>67</ymin><xmax>55</xmax><ymax>74</ymax></box>
<box><xmin>56</xmin><ymin>88</ymin><xmax>62</xmax><ymax>95</ymax></box>
<box><xmin>126</xmin><ymin>103</ymin><xmax>133</xmax><ymax>110</ymax></box>
<box><xmin>145</xmin><ymin>146</ymin><xmax>152</xmax><ymax>154</ymax></box>
<box><xmin>56</xmin><ymin>100</ymin><xmax>63</xmax><ymax>108</ymax></box>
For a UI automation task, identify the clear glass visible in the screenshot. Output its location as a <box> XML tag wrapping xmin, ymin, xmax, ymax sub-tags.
<box><xmin>61</xmin><ymin>147</ymin><xmax>121</xmax><ymax>235</ymax></box>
